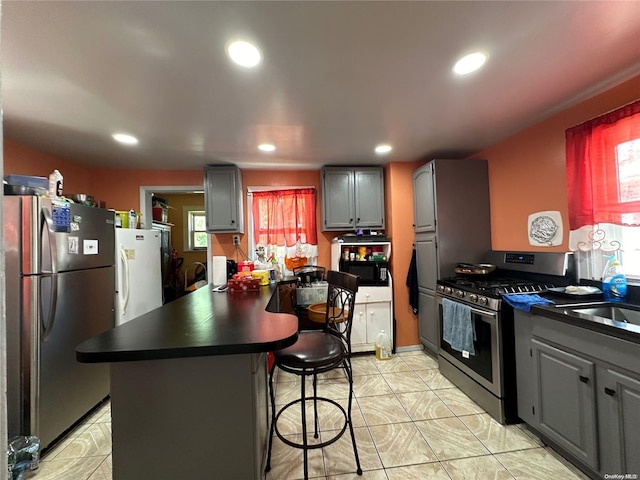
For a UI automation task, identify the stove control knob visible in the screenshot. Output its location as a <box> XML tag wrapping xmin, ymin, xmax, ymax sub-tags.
<box><xmin>478</xmin><ymin>297</ymin><xmax>489</xmax><ymax>306</ymax></box>
<box><xmin>469</xmin><ymin>294</ymin><xmax>478</xmax><ymax>303</ymax></box>
<box><xmin>444</xmin><ymin>287</ymin><xmax>452</xmax><ymax>295</ymax></box>
<box><xmin>456</xmin><ymin>290</ymin><xmax>465</xmax><ymax>298</ymax></box>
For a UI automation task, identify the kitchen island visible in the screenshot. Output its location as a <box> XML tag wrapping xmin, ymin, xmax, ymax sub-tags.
<box><xmin>76</xmin><ymin>285</ymin><xmax>298</xmax><ymax>480</ymax></box>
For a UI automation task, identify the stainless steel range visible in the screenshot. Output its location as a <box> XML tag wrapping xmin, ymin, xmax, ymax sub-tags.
<box><xmin>436</xmin><ymin>251</ymin><xmax>573</xmax><ymax>424</ymax></box>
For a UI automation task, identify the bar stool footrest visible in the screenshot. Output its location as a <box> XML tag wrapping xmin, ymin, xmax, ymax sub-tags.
<box><xmin>274</xmin><ymin>397</ymin><xmax>348</xmax><ymax>450</ymax></box>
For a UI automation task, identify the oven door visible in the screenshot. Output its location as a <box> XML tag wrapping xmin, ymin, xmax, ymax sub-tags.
<box><xmin>436</xmin><ymin>295</ymin><xmax>504</xmax><ymax>397</ymax></box>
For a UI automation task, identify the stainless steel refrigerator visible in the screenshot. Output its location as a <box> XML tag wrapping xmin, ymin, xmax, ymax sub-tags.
<box><xmin>4</xmin><ymin>195</ymin><xmax>115</xmax><ymax>450</ymax></box>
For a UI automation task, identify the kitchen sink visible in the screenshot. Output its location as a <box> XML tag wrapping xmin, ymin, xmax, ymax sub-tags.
<box><xmin>561</xmin><ymin>303</ymin><xmax>640</xmax><ymax>326</ymax></box>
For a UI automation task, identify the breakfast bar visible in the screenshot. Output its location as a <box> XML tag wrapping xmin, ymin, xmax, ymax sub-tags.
<box><xmin>76</xmin><ymin>286</ymin><xmax>298</xmax><ymax>480</ymax></box>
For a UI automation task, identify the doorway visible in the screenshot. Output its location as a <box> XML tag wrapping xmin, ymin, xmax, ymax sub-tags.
<box><xmin>140</xmin><ymin>185</ymin><xmax>212</xmax><ymax>298</ymax></box>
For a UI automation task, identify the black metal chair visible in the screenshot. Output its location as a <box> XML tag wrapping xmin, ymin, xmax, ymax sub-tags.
<box><xmin>292</xmin><ymin>265</ymin><xmax>326</xmax><ymax>285</ymax></box>
<box><xmin>265</xmin><ymin>270</ymin><xmax>362</xmax><ymax>479</ymax></box>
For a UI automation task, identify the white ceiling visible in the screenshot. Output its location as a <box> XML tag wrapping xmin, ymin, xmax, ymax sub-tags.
<box><xmin>3</xmin><ymin>1</ymin><xmax>640</xmax><ymax>171</ymax></box>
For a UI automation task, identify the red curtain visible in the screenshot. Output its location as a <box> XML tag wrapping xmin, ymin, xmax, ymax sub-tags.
<box><xmin>252</xmin><ymin>188</ymin><xmax>317</xmax><ymax>247</ymax></box>
<box><xmin>566</xmin><ymin>99</ymin><xmax>640</xmax><ymax>230</ymax></box>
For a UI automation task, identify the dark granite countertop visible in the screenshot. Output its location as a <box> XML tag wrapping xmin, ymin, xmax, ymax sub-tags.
<box><xmin>531</xmin><ymin>293</ymin><xmax>640</xmax><ymax>344</ymax></box>
<box><xmin>76</xmin><ymin>285</ymin><xmax>298</xmax><ymax>363</ymax></box>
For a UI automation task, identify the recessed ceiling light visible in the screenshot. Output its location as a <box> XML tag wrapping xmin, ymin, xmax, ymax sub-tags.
<box><xmin>112</xmin><ymin>133</ymin><xmax>138</xmax><ymax>145</ymax></box>
<box><xmin>453</xmin><ymin>52</ymin><xmax>487</xmax><ymax>75</ymax></box>
<box><xmin>226</xmin><ymin>40</ymin><xmax>262</xmax><ymax>68</ymax></box>
<box><xmin>258</xmin><ymin>143</ymin><xmax>276</xmax><ymax>152</ymax></box>
<box><xmin>375</xmin><ymin>144</ymin><xmax>392</xmax><ymax>155</ymax></box>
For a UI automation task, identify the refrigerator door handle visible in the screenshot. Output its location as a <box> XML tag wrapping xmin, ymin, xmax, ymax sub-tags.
<box><xmin>40</xmin><ymin>274</ymin><xmax>59</xmax><ymax>343</ymax></box>
<box><xmin>25</xmin><ymin>276</ymin><xmax>41</xmax><ymax>437</ymax></box>
<box><xmin>119</xmin><ymin>246</ymin><xmax>131</xmax><ymax>316</ymax></box>
<box><xmin>41</xmin><ymin>206</ymin><xmax>59</xmax><ymax>274</ymax></box>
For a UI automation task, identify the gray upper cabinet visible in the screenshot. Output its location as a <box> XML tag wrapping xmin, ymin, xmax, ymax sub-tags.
<box><xmin>412</xmin><ymin>159</ymin><xmax>491</xmax><ymax>354</ymax></box>
<box><xmin>354</xmin><ymin>169</ymin><xmax>385</xmax><ymax>228</ymax></box>
<box><xmin>204</xmin><ymin>166</ymin><xmax>244</xmax><ymax>233</ymax></box>
<box><xmin>322</xmin><ymin>167</ymin><xmax>384</xmax><ymax>231</ymax></box>
<box><xmin>412</xmin><ymin>163</ymin><xmax>435</xmax><ymax>232</ymax></box>
<box><xmin>412</xmin><ymin>159</ymin><xmax>491</xmax><ymax>284</ymax></box>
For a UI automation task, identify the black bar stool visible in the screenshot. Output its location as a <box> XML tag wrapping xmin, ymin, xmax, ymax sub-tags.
<box><xmin>265</xmin><ymin>270</ymin><xmax>362</xmax><ymax>479</ymax></box>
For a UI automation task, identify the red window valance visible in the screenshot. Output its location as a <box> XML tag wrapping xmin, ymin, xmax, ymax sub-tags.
<box><xmin>566</xmin><ymin>99</ymin><xmax>640</xmax><ymax>230</ymax></box>
<box><xmin>251</xmin><ymin>188</ymin><xmax>317</xmax><ymax>247</ymax></box>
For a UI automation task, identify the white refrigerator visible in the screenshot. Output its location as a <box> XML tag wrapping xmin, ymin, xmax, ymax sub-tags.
<box><xmin>115</xmin><ymin>229</ymin><xmax>163</xmax><ymax>325</ymax></box>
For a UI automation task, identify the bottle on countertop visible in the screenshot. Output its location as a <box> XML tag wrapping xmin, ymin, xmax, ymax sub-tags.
<box><xmin>48</xmin><ymin>169</ymin><xmax>63</xmax><ymax>199</ymax></box>
<box><xmin>602</xmin><ymin>255</ymin><xmax>627</xmax><ymax>302</ymax></box>
<box><xmin>128</xmin><ymin>209</ymin><xmax>137</xmax><ymax>229</ymax></box>
<box><xmin>375</xmin><ymin>330</ymin><xmax>391</xmax><ymax>361</ymax></box>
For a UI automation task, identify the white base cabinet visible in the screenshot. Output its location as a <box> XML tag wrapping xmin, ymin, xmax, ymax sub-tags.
<box><xmin>330</xmin><ymin>242</ymin><xmax>393</xmax><ymax>353</ymax></box>
<box><xmin>351</xmin><ymin>286</ymin><xmax>393</xmax><ymax>353</ymax></box>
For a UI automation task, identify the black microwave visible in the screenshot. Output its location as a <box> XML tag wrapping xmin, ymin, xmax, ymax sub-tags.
<box><xmin>339</xmin><ymin>260</ymin><xmax>389</xmax><ymax>286</ymax></box>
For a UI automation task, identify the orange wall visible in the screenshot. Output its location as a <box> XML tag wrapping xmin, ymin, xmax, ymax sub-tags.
<box><xmin>3</xmin><ymin>140</ymin><xmax>204</xmax><ymax>213</ymax></box>
<box><xmin>4</xmin><ymin>140</ymin><xmax>93</xmax><ymax>194</ymax></box>
<box><xmin>477</xmin><ymin>73</ymin><xmax>640</xmax><ymax>251</ymax></box>
<box><xmin>386</xmin><ymin>161</ymin><xmax>422</xmax><ymax>348</ymax></box>
<box><xmin>88</xmin><ymin>169</ymin><xmax>203</xmax><ymax>212</ymax></box>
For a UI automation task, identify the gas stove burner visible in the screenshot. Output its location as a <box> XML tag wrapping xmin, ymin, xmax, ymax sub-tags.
<box><xmin>440</xmin><ymin>276</ymin><xmax>555</xmax><ymax>295</ymax></box>
<box><xmin>494</xmin><ymin>282</ymin><xmax>555</xmax><ymax>294</ymax></box>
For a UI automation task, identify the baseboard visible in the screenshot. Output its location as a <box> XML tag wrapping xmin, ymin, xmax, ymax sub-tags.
<box><xmin>395</xmin><ymin>344</ymin><xmax>424</xmax><ymax>353</ymax></box>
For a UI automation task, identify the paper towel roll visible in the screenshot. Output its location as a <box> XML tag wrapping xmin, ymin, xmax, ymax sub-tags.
<box><xmin>212</xmin><ymin>256</ymin><xmax>227</xmax><ymax>286</ymax></box>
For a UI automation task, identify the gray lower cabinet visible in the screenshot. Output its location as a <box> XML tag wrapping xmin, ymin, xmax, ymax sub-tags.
<box><xmin>598</xmin><ymin>366</ymin><xmax>640</xmax><ymax>476</ymax></box>
<box><xmin>418</xmin><ymin>291</ymin><xmax>438</xmax><ymax>353</ymax></box>
<box><xmin>321</xmin><ymin>166</ymin><xmax>384</xmax><ymax>230</ymax></box>
<box><xmin>252</xmin><ymin>352</ymin><xmax>269</xmax><ymax>478</ymax></box>
<box><xmin>415</xmin><ymin>234</ymin><xmax>438</xmax><ymax>354</ymax></box>
<box><xmin>514</xmin><ymin>310</ymin><xmax>640</xmax><ymax>478</ymax></box>
<box><xmin>531</xmin><ymin>338</ymin><xmax>598</xmax><ymax>469</ymax></box>
<box><xmin>110</xmin><ymin>353</ymin><xmax>268</xmax><ymax>480</ymax></box>
<box><xmin>204</xmin><ymin>165</ymin><xmax>244</xmax><ymax>233</ymax></box>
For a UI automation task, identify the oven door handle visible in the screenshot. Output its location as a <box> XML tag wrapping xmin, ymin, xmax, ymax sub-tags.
<box><xmin>470</xmin><ymin>307</ymin><xmax>497</xmax><ymax>319</ymax></box>
<box><xmin>437</xmin><ymin>295</ymin><xmax>498</xmax><ymax>320</ymax></box>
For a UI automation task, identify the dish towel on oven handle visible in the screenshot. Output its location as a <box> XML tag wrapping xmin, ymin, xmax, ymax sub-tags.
<box><xmin>442</xmin><ymin>298</ymin><xmax>475</xmax><ymax>355</ymax></box>
<box><xmin>502</xmin><ymin>293</ymin><xmax>555</xmax><ymax>312</ymax></box>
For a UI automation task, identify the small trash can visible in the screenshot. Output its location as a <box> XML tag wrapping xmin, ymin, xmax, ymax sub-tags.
<box><xmin>7</xmin><ymin>436</ymin><xmax>40</xmax><ymax>480</ymax></box>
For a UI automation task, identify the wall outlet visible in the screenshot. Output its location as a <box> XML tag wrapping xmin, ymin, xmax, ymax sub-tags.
<box><xmin>233</xmin><ymin>235</ymin><xmax>240</xmax><ymax>245</ymax></box>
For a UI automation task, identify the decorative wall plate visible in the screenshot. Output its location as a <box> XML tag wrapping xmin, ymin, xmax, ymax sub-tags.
<box><xmin>528</xmin><ymin>210</ymin><xmax>563</xmax><ymax>246</ymax></box>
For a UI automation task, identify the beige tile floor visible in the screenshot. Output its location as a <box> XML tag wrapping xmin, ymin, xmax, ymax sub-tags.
<box><xmin>31</xmin><ymin>350</ymin><xmax>591</xmax><ymax>480</ymax></box>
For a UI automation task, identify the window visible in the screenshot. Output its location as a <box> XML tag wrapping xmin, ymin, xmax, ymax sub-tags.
<box><xmin>186</xmin><ymin>209</ymin><xmax>207</xmax><ymax>251</ymax></box>
<box><xmin>566</xmin><ymin>99</ymin><xmax>640</xmax><ymax>280</ymax></box>
<box><xmin>247</xmin><ymin>187</ymin><xmax>318</xmax><ymax>271</ymax></box>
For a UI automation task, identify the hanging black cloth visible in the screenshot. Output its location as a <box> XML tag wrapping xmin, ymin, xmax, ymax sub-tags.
<box><xmin>406</xmin><ymin>247</ymin><xmax>419</xmax><ymax>314</ymax></box>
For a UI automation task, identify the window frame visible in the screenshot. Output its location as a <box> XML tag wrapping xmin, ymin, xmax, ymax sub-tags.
<box><xmin>566</xmin><ymin>99</ymin><xmax>640</xmax><ymax>281</ymax></box>
<box><xmin>183</xmin><ymin>207</ymin><xmax>207</xmax><ymax>252</ymax></box>
<box><xmin>246</xmin><ymin>186</ymin><xmax>318</xmax><ymax>268</ymax></box>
